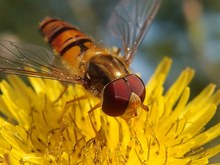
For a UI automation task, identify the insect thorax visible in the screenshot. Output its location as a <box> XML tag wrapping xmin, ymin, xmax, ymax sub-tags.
<box><xmin>84</xmin><ymin>54</ymin><xmax>130</xmax><ymax>97</ymax></box>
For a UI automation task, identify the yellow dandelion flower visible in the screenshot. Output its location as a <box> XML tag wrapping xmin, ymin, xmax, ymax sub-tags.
<box><xmin>0</xmin><ymin>57</ymin><xmax>220</xmax><ymax>165</ymax></box>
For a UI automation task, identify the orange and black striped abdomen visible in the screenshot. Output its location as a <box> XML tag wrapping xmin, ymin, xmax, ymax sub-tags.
<box><xmin>39</xmin><ymin>17</ymin><xmax>93</xmax><ymax>67</ymax></box>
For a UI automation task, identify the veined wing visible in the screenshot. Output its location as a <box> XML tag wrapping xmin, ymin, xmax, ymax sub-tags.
<box><xmin>108</xmin><ymin>0</ymin><xmax>161</xmax><ymax>64</ymax></box>
<box><xmin>0</xmin><ymin>40</ymin><xmax>83</xmax><ymax>84</ymax></box>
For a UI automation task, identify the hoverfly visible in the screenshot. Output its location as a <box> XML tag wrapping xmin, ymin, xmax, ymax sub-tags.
<box><xmin>0</xmin><ymin>0</ymin><xmax>161</xmax><ymax>119</ymax></box>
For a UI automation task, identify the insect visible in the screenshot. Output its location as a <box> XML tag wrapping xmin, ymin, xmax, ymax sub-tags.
<box><xmin>0</xmin><ymin>0</ymin><xmax>161</xmax><ymax>119</ymax></box>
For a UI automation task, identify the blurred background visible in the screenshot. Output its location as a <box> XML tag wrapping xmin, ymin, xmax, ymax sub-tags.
<box><xmin>0</xmin><ymin>0</ymin><xmax>220</xmax><ymax>162</ymax></box>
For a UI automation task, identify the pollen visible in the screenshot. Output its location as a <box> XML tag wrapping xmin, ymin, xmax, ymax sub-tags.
<box><xmin>0</xmin><ymin>57</ymin><xmax>220</xmax><ymax>164</ymax></box>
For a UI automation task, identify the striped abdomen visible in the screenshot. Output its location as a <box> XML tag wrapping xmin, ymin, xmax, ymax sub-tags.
<box><xmin>39</xmin><ymin>17</ymin><xmax>131</xmax><ymax>96</ymax></box>
<box><xmin>39</xmin><ymin>17</ymin><xmax>94</xmax><ymax>75</ymax></box>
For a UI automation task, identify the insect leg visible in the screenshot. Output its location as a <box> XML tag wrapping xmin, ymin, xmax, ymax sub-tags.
<box><xmin>59</xmin><ymin>95</ymin><xmax>89</xmax><ymax>122</ymax></box>
<box><xmin>53</xmin><ymin>84</ymin><xmax>68</xmax><ymax>103</ymax></box>
<box><xmin>88</xmin><ymin>103</ymin><xmax>101</xmax><ymax>134</ymax></box>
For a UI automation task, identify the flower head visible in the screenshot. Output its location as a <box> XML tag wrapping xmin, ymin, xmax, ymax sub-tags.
<box><xmin>0</xmin><ymin>57</ymin><xmax>220</xmax><ymax>164</ymax></box>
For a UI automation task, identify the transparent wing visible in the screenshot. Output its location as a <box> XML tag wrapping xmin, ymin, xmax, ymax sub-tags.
<box><xmin>108</xmin><ymin>0</ymin><xmax>161</xmax><ymax>64</ymax></box>
<box><xmin>0</xmin><ymin>40</ymin><xmax>83</xmax><ymax>84</ymax></box>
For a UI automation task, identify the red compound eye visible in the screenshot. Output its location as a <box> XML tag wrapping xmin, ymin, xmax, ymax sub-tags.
<box><xmin>102</xmin><ymin>74</ymin><xmax>145</xmax><ymax>117</ymax></box>
<box><xmin>125</xmin><ymin>74</ymin><xmax>146</xmax><ymax>102</ymax></box>
<box><xmin>102</xmin><ymin>78</ymin><xmax>131</xmax><ymax>116</ymax></box>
